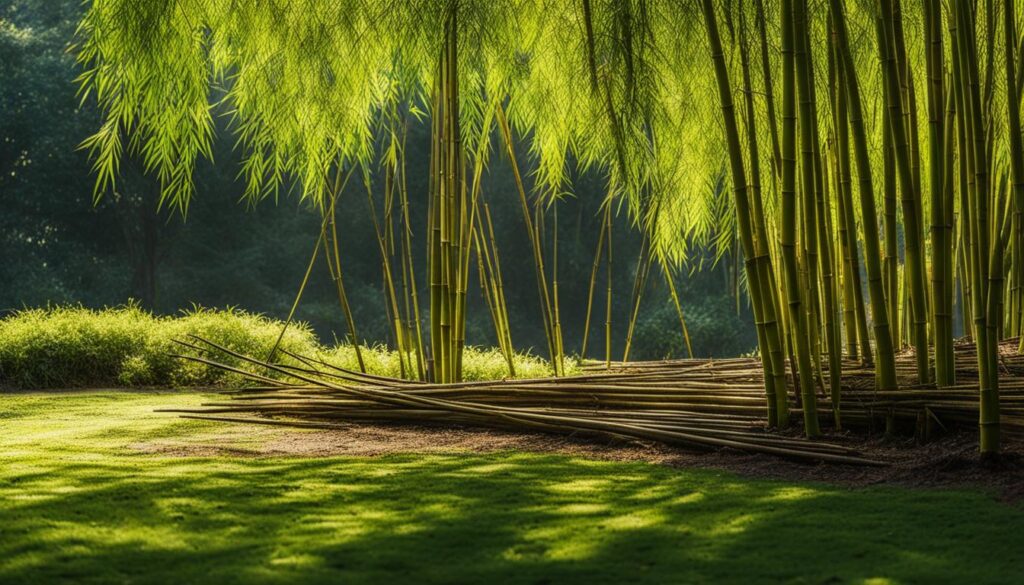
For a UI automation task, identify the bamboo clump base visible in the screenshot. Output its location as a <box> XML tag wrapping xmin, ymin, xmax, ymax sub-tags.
<box><xmin>167</xmin><ymin>337</ymin><xmax>1024</xmax><ymax>467</ymax></box>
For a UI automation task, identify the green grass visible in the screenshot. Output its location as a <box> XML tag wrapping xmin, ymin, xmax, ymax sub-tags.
<box><xmin>1</xmin><ymin>392</ymin><xmax>1021</xmax><ymax>584</ymax></box>
<box><xmin>0</xmin><ymin>306</ymin><xmax>562</xmax><ymax>389</ymax></box>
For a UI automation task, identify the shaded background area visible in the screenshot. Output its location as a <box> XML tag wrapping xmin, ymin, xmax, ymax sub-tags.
<box><xmin>0</xmin><ymin>0</ymin><xmax>756</xmax><ymax>359</ymax></box>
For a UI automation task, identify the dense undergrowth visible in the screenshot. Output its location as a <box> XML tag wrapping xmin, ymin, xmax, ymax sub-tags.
<box><xmin>0</xmin><ymin>306</ymin><xmax>563</xmax><ymax>390</ymax></box>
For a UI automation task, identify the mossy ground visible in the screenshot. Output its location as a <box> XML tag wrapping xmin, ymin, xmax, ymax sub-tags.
<box><xmin>1</xmin><ymin>392</ymin><xmax>1021</xmax><ymax>584</ymax></box>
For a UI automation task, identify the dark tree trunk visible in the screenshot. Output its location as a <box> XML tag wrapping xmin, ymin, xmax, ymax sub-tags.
<box><xmin>116</xmin><ymin>169</ymin><xmax>164</xmax><ymax>310</ymax></box>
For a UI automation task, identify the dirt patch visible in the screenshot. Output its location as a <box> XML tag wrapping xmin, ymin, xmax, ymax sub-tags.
<box><xmin>129</xmin><ymin>420</ymin><xmax>1024</xmax><ymax>502</ymax></box>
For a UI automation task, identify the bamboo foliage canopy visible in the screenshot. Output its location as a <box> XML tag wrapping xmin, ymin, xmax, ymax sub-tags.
<box><xmin>75</xmin><ymin>0</ymin><xmax>749</xmax><ymax>264</ymax></box>
<box><xmin>75</xmin><ymin>0</ymin><xmax>1018</xmax><ymax>264</ymax></box>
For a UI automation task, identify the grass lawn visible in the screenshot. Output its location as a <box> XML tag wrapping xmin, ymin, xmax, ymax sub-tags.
<box><xmin>1</xmin><ymin>392</ymin><xmax>1021</xmax><ymax>584</ymax></box>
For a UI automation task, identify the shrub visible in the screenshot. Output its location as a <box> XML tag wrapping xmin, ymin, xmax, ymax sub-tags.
<box><xmin>0</xmin><ymin>306</ymin><xmax>564</xmax><ymax>390</ymax></box>
<box><xmin>0</xmin><ymin>305</ymin><xmax>319</xmax><ymax>389</ymax></box>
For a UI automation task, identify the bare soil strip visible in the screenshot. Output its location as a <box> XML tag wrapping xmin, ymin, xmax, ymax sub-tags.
<box><xmin>131</xmin><ymin>421</ymin><xmax>1024</xmax><ymax>503</ymax></box>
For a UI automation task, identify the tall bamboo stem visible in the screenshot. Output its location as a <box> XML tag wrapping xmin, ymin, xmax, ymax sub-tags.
<box><xmin>829</xmin><ymin>0</ymin><xmax>899</xmax><ymax>393</ymax></box>
<box><xmin>496</xmin><ymin>104</ymin><xmax>562</xmax><ymax>375</ymax></box>
<box><xmin>735</xmin><ymin>0</ymin><xmax>789</xmax><ymax>426</ymax></box>
<box><xmin>325</xmin><ymin>166</ymin><xmax>365</xmax><ymax>373</ymax></box>
<box><xmin>623</xmin><ymin>237</ymin><xmax>652</xmax><ymax>362</ymax></box>
<box><xmin>877</xmin><ymin>0</ymin><xmax>929</xmax><ymax>383</ymax></box>
<box><xmin>702</xmin><ymin>0</ymin><xmax>795</xmax><ymax>431</ymax></box>
<box><xmin>789</xmin><ymin>0</ymin><xmax>824</xmax><ymax>436</ymax></box>
<box><xmin>952</xmin><ymin>0</ymin><xmax>999</xmax><ymax>454</ymax></box>
<box><xmin>924</xmin><ymin>0</ymin><xmax>953</xmax><ymax>386</ymax></box>
<box><xmin>581</xmin><ymin>204</ymin><xmax>610</xmax><ymax>358</ymax></box>
<box><xmin>1005</xmin><ymin>0</ymin><xmax>1024</xmax><ymax>354</ymax></box>
<box><xmin>605</xmin><ymin>200</ymin><xmax>613</xmax><ymax>369</ymax></box>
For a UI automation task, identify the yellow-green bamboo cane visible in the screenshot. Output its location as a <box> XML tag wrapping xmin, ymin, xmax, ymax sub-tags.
<box><xmin>952</xmin><ymin>0</ymin><xmax>999</xmax><ymax>454</ymax></box>
<box><xmin>791</xmin><ymin>0</ymin><xmax>823</xmax><ymax>436</ymax></box>
<box><xmin>829</xmin><ymin>0</ymin><xmax>899</xmax><ymax>393</ymax></box>
<box><xmin>877</xmin><ymin>0</ymin><xmax>929</xmax><ymax>383</ymax></box>
<box><xmin>702</xmin><ymin>0</ymin><xmax>796</xmax><ymax>431</ymax></box>
<box><xmin>581</xmin><ymin>204</ymin><xmax>610</xmax><ymax>358</ymax></box>
<box><xmin>740</xmin><ymin>4</ymin><xmax>789</xmax><ymax>426</ymax></box>
<box><xmin>497</xmin><ymin>104</ymin><xmax>563</xmax><ymax>375</ymax></box>
<box><xmin>664</xmin><ymin>266</ymin><xmax>694</xmax><ymax>359</ymax></box>
<box><xmin>924</xmin><ymin>0</ymin><xmax>954</xmax><ymax>387</ymax></box>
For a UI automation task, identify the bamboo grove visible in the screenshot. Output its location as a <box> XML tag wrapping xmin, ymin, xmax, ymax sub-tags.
<box><xmin>76</xmin><ymin>0</ymin><xmax>1024</xmax><ymax>456</ymax></box>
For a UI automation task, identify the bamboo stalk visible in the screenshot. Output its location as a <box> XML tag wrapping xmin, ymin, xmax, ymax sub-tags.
<box><xmin>664</xmin><ymin>265</ymin><xmax>694</xmax><ymax>359</ymax></box>
<box><xmin>551</xmin><ymin>200</ymin><xmax>565</xmax><ymax>374</ymax></box>
<box><xmin>924</xmin><ymin>0</ymin><xmax>953</xmax><ymax>387</ymax></box>
<box><xmin>829</xmin><ymin>0</ymin><xmax>900</xmax><ymax>394</ymax></box>
<box><xmin>952</xmin><ymin>0</ymin><xmax>1000</xmax><ymax>454</ymax></box>
<box><xmin>581</xmin><ymin>204</ymin><xmax>610</xmax><ymax>358</ymax></box>
<box><xmin>788</xmin><ymin>0</ymin><xmax>823</xmax><ymax>437</ymax></box>
<box><xmin>605</xmin><ymin>199</ymin><xmax>614</xmax><ymax>369</ymax></box>
<box><xmin>801</xmin><ymin>11</ymin><xmax>842</xmax><ymax>427</ymax></box>
<box><xmin>397</xmin><ymin>116</ymin><xmax>426</xmax><ymax>380</ymax></box>
<box><xmin>362</xmin><ymin>167</ymin><xmax>408</xmax><ymax>378</ymax></box>
<box><xmin>496</xmin><ymin>104</ymin><xmax>562</xmax><ymax>375</ymax></box>
<box><xmin>1004</xmin><ymin>0</ymin><xmax>1024</xmax><ymax>354</ymax></box>
<box><xmin>476</xmin><ymin>201</ymin><xmax>516</xmax><ymax>377</ymax></box>
<box><xmin>739</xmin><ymin>3</ymin><xmax>790</xmax><ymax>427</ymax></box>
<box><xmin>877</xmin><ymin>0</ymin><xmax>930</xmax><ymax>383</ymax></box>
<box><xmin>623</xmin><ymin>237</ymin><xmax>651</xmax><ymax>362</ymax></box>
<box><xmin>267</xmin><ymin>226</ymin><xmax>322</xmax><ymax>364</ymax></box>
<box><xmin>702</xmin><ymin>0</ymin><xmax>791</xmax><ymax>430</ymax></box>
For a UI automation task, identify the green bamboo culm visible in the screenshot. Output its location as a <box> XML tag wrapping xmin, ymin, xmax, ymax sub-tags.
<box><xmin>663</xmin><ymin>266</ymin><xmax>694</xmax><ymax>359</ymax></box>
<box><xmin>739</xmin><ymin>3</ymin><xmax>789</xmax><ymax>427</ymax></box>
<box><xmin>622</xmin><ymin>237</ymin><xmax>652</xmax><ymax>362</ymax></box>
<box><xmin>363</xmin><ymin>163</ymin><xmax>410</xmax><ymax>379</ymax></box>
<box><xmin>427</xmin><ymin>7</ymin><xmax>469</xmax><ymax>384</ymax></box>
<box><xmin>324</xmin><ymin>165</ymin><xmax>366</xmax><ymax>373</ymax></box>
<box><xmin>700</xmin><ymin>0</ymin><xmax>790</xmax><ymax>431</ymax></box>
<box><xmin>484</xmin><ymin>203</ymin><xmax>515</xmax><ymax>376</ymax></box>
<box><xmin>799</xmin><ymin>4</ymin><xmax>842</xmax><ymax>427</ymax></box>
<box><xmin>785</xmin><ymin>0</ymin><xmax>821</xmax><ymax>437</ymax></box>
<box><xmin>580</xmin><ymin>203</ymin><xmax>610</xmax><ymax>359</ymax></box>
<box><xmin>1008</xmin><ymin>0</ymin><xmax>1024</xmax><ymax>353</ymax></box>
<box><xmin>827</xmin><ymin>25</ymin><xmax>871</xmax><ymax>365</ymax></box>
<box><xmin>923</xmin><ymin>0</ymin><xmax>954</xmax><ymax>387</ymax></box>
<box><xmin>876</xmin><ymin>0</ymin><xmax>929</xmax><ymax>384</ymax></box>
<box><xmin>951</xmin><ymin>0</ymin><xmax>999</xmax><ymax>455</ymax></box>
<box><xmin>453</xmin><ymin>100</ymin><xmax>498</xmax><ymax>382</ymax></box>
<box><xmin>267</xmin><ymin>225</ymin><xmax>323</xmax><ymax>364</ymax></box>
<box><xmin>795</xmin><ymin>0</ymin><xmax>824</xmax><ymax>395</ymax></box>
<box><xmin>496</xmin><ymin>104</ymin><xmax>564</xmax><ymax>376</ymax></box>
<box><xmin>396</xmin><ymin>118</ymin><xmax>426</xmax><ymax>380</ymax></box>
<box><xmin>550</xmin><ymin>200</ymin><xmax>566</xmax><ymax>375</ymax></box>
<box><xmin>828</xmin><ymin>0</ymin><xmax>899</xmax><ymax>394</ymax></box>
<box><xmin>271</xmin><ymin>162</ymin><xmax>364</xmax><ymax>371</ymax></box>
<box><xmin>473</xmin><ymin>200</ymin><xmax>515</xmax><ymax>377</ymax></box>
<box><xmin>605</xmin><ymin>199</ymin><xmax>613</xmax><ymax>370</ymax></box>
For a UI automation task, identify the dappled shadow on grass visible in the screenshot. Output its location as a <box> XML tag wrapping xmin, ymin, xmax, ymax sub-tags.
<box><xmin>1</xmin><ymin>451</ymin><xmax>1022</xmax><ymax>585</ymax></box>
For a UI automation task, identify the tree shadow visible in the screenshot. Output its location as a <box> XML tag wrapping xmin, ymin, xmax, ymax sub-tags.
<box><xmin>1</xmin><ymin>451</ymin><xmax>1022</xmax><ymax>584</ymax></box>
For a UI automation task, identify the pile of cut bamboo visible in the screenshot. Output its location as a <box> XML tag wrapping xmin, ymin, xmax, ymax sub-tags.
<box><xmin>823</xmin><ymin>339</ymin><xmax>1024</xmax><ymax>437</ymax></box>
<box><xmin>170</xmin><ymin>338</ymin><xmax>880</xmax><ymax>465</ymax></box>
<box><xmin>169</xmin><ymin>337</ymin><xmax>1024</xmax><ymax>466</ymax></box>
<box><xmin>590</xmin><ymin>338</ymin><xmax>1024</xmax><ymax>438</ymax></box>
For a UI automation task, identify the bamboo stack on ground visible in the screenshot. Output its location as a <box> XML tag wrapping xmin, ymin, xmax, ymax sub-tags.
<box><xmin>170</xmin><ymin>336</ymin><xmax>884</xmax><ymax>465</ymax></box>
<box><xmin>169</xmin><ymin>336</ymin><xmax>1024</xmax><ymax>466</ymax></box>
